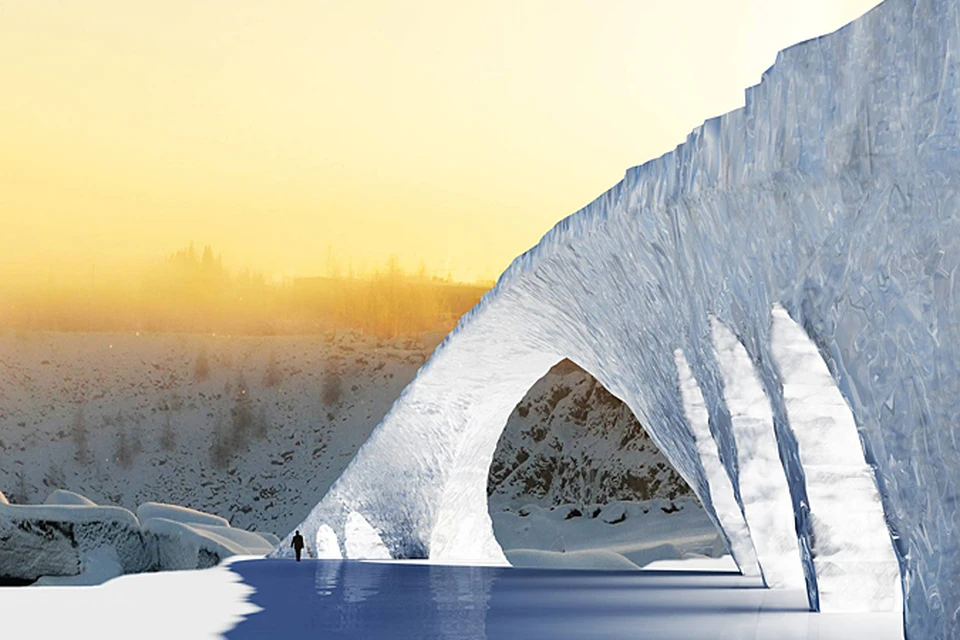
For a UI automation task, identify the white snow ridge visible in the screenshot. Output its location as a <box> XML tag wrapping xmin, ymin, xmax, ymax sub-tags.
<box><xmin>282</xmin><ymin>1</ymin><xmax>960</xmax><ymax>637</ymax></box>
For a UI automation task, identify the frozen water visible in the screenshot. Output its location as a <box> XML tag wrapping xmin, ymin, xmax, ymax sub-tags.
<box><xmin>285</xmin><ymin>0</ymin><xmax>960</xmax><ymax>635</ymax></box>
<box><xmin>227</xmin><ymin>559</ymin><xmax>904</xmax><ymax>640</ymax></box>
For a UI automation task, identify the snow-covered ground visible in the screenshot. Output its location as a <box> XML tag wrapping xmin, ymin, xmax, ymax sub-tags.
<box><xmin>494</xmin><ymin>498</ymin><xmax>725</xmax><ymax>570</ymax></box>
<box><xmin>1</xmin><ymin>557</ymin><xmax>260</xmax><ymax>640</ymax></box>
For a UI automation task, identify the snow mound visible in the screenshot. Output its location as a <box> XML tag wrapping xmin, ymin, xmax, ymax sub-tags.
<box><xmin>254</xmin><ymin>531</ymin><xmax>281</xmax><ymax>547</ymax></box>
<box><xmin>143</xmin><ymin>518</ymin><xmax>273</xmax><ymax>571</ymax></box>
<box><xmin>44</xmin><ymin>489</ymin><xmax>97</xmax><ymax>506</ymax></box>
<box><xmin>0</xmin><ymin>496</ymin><xmax>273</xmax><ymax>582</ymax></box>
<box><xmin>505</xmin><ymin>549</ymin><xmax>640</xmax><ymax>571</ymax></box>
<box><xmin>0</xmin><ymin>502</ymin><xmax>148</xmax><ymax>582</ymax></box>
<box><xmin>137</xmin><ymin>502</ymin><xmax>230</xmax><ymax>528</ymax></box>
<box><xmin>644</xmin><ymin>555</ymin><xmax>741</xmax><ymax>572</ymax></box>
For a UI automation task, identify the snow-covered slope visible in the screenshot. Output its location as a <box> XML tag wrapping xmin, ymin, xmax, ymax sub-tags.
<box><xmin>495</xmin><ymin>498</ymin><xmax>724</xmax><ymax>570</ymax></box>
<box><xmin>489</xmin><ymin>360</ymin><xmax>692</xmax><ymax>511</ymax></box>
<box><xmin>0</xmin><ymin>331</ymin><xmax>693</xmax><ymax>551</ymax></box>
<box><xmin>0</xmin><ymin>331</ymin><xmax>436</xmax><ymax>537</ymax></box>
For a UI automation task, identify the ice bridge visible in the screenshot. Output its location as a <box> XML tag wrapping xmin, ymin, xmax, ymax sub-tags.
<box><xmin>282</xmin><ymin>1</ymin><xmax>960</xmax><ymax>636</ymax></box>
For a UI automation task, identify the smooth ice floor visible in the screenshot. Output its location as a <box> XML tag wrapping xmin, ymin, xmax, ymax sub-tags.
<box><xmin>226</xmin><ymin>559</ymin><xmax>904</xmax><ymax>640</ymax></box>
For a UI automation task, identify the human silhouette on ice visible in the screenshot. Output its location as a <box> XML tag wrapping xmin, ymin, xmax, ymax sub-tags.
<box><xmin>291</xmin><ymin>530</ymin><xmax>305</xmax><ymax>561</ymax></box>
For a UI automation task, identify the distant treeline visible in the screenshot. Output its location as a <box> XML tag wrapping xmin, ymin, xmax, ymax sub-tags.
<box><xmin>0</xmin><ymin>245</ymin><xmax>492</xmax><ymax>337</ymax></box>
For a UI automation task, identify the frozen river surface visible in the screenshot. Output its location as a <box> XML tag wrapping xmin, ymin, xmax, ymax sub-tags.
<box><xmin>225</xmin><ymin>559</ymin><xmax>904</xmax><ymax>640</ymax></box>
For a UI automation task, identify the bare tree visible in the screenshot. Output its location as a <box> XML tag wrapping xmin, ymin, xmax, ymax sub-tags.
<box><xmin>128</xmin><ymin>412</ymin><xmax>143</xmax><ymax>458</ymax></box>
<box><xmin>44</xmin><ymin>465</ymin><xmax>66</xmax><ymax>491</ymax></box>
<box><xmin>210</xmin><ymin>414</ymin><xmax>230</xmax><ymax>470</ymax></box>
<box><xmin>160</xmin><ymin>412</ymin><xmax>176</xmax><ymax>452</ymax></box>
<box><xmin>263</xmin><ymin>351</ymin><xmax>282</xmax><ymax>387</ymax></box>
<box><xmin>195</xmin><ymin>347</ymin><xmax>210</xmax><ymax>381</ymax></box>
<box><xmin>13</xmin><ymin>469</ymin><xmax>29</xmax><ymax>505</ymax></box>
<box><xmin>72</xmin><ymin>404</ymin><xmax>90</xmax><ymax>464</ymax></box>
<box><xmin>115</xmin><ymin>425</ymin><xmax>133</xmax><ymax>469</ymax></box>
<box><xmin>230</xmin><ymin>374</ymin><xmax>253</xmax><ymax>450</ymax></box>
<box><xmin>322</xmin><ymin>359</ymin><xmax>342</xmax><ymax>407</ymax></box>
<box><xmin>252</xmin><ymin>404</ymin><xmax>268</xmax><ymax>440</ymax></box>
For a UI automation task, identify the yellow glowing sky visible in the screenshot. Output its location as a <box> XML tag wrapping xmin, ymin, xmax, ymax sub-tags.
<box><xmin>0</xmin><ymin>0</ymin><xmax>882</xmax><ymax>285</ymax></box>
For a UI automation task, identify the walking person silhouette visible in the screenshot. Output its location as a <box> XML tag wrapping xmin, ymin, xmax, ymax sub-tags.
<box><xmin>291</xmin><ymin>530</ymin><xmax>305</xmax><ymax>562</ymax></box>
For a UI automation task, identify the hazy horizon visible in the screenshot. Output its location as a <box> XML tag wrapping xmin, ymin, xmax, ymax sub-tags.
<box><xmin>1</xmin><ymin>1</ymin><xmax>881</xmax><ymax>287</ymax></box>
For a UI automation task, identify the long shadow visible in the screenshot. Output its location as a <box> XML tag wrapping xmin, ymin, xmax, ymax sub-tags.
<box><xmin>225</xmin><ymin>559</ymin><xmax>809</xmax><ymax>640</ymax></box>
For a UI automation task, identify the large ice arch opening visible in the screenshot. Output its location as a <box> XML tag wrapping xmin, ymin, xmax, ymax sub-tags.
<box><xmin>280</xmin><ymin>0</ymin><xmax>960</xmax><ymax>636</ymax></box>
<box><xmin>483</xmin><ymin>357</ymin><xmax>733</xmax><ymax>565</ymax></box>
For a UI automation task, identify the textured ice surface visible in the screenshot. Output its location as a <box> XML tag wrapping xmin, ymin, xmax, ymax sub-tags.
<box><xmin>770</xmin><ymin>306</ymin><xmax>903</xmax><ymax>613</ymax></box>
<box><xmin>287</xmin><ymin>0</ymin><xmax>960</xmax><ymax>635</ymax></box>
<box><xmin>315</xmin><ymin>525</ymin><xmax>343</xmax><ymax>559</ymax></box>
<box><xmin>674</xmin><ymin>350</ymin><xmax>761</xmax><ymax>579</ymax></box>
<box><xmin>711</xmin><ymin>319</ymin><xmax>806</xmax><ymax>590</ymax></box>
<box><xmin>344</xmin><ymin>512</ymin><xmax>391</xmax><ymax>560</ymax></box>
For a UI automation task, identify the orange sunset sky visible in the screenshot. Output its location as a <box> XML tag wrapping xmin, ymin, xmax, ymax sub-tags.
<box><xmin>1</xmin><ymin>0</ymin><xmax>881</xmax><ymax>287</ymax></box>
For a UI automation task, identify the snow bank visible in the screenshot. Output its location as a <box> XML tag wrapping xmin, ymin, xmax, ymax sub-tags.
<box><xmin>0</xmin><ymin>503</ymin><xmax>149</xmax><ymax>582</ymax></box>
<box><xmin>143</xmin><ymin>518</ymin><xmax>272</xmax><ymax>571</ymax></box>
<box><xmin>254</xmin><ymin>531</ymin><xmax>281</xmax><ymax>546</ymax></box>
<box><xmin>644</xmin><ymin>555</ymin><xmax>740</xmax><ymax>572</ymax></box>
<box><xmin>0</xmin><ymin>497</ymin><xmax>272</xmax><ymax>582</ymax></box>
<box><xmin>44</xmin><ymin>489</ymin><xmax>97</xmax><ymax>506</ymax></box>
<box><xmin>3</xmin><ymin>560</ymin><xmax>260</xmax><ymax>640</ymax></box>
<box><xmin>137</xmin><ymin>502</ymin><xmax>230</xmax><ymax>527</ymax></box>
<box><xmin>505</xmin><ymin>549</ymin><xmax>640</xmax><ymax>571</ymax></box>
<box><xmin>492</xmin><ymin>499</ymin><xmax>722</xmax><ymax>566</ymax></box>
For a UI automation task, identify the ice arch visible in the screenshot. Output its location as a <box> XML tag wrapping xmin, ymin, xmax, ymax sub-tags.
<box><xmin>282</xmin><ymin>0</ymin><xmax>960</xmax><ymax>635</ymax></box>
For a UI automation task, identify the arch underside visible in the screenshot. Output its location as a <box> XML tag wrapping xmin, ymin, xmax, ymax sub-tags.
<box><xmin>282</xmin><ymin>1</ymin><xmax>960</xmax><ymax>636</ymax></box>
<box><xmin>284</xmin><ymin>173</ymin><xmax>907</xmax><ymax>614</ymax></box>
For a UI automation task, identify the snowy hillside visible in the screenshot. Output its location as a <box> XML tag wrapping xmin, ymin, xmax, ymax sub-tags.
<box><xmin>0</xmin><ymin>331</ymin><xmax>696</xmax><ymax>543</ymax></box>
<box><xmin>489</xmin><ymin>359</ymin><xmax>692</xmax><ymax>510</ymax></box>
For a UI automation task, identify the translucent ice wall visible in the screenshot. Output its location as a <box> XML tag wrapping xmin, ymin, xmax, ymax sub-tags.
<box><xmin>283</xmin><ymin>0</ymin><xmax>960</xmax><ymax>635</ymax></box>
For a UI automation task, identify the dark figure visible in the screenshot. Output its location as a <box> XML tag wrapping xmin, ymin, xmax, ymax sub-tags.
<box><xmin>291</xmin><ymin>530</ymin><xmax>305</xmax><ymax>561</ymax></box>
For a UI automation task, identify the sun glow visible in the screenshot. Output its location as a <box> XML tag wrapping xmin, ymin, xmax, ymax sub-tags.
<box><xmin>0</xmin><ymin>0</ymin><xmax>881</xmax><ymax>290</ymax></box>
